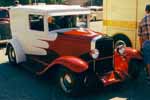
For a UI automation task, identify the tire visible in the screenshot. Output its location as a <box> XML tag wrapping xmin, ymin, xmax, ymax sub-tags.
<box><xmin>86</xmin><ymin>72</ymin><xmax>104</xmax><ymax>92</ymax></box>
<box><xmin>8</xmin><ymin>45</ymin><xmax>17</xmax><ymax>64</ymax></box>
<box><xmin>58</xmin><ymin>68</ymin><xmax>85</xmax><ymax>95</ymax></box>
<box><xmin>128</xmin><ymin>59</ymin><xmax>142</xmax><ymax>79</ymax></box>
<box><xmin>113</xmin><ymin>35</ymin><xmax>132</xmax><ymax>48</ymax></box>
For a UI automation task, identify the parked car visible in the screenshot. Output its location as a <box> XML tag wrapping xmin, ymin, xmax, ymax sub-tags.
<box><xmin>88</xmin><ymin>6</ymin><xmax>103</xmax><ymax>21</ymax></box>
<box><xmin>0</xmin><ymin>7</ymin><xmax>11</xmax><ymax>44</ymax></box>
<box><xmin>6</xmin><ymin>5</ymin><xmax>143</xmax><ymax>95</ymax></box>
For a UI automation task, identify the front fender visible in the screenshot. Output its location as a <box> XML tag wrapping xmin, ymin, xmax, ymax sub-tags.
<box><xmin>114</xmin><ymin>47</ymin><xmax>143</xmax><ymax>76</ymax></box>
<box><xmin>37</xmin><ymin>56</ymin><xmax>88</xmax><ymax>75</ymax></box>
<box><xmin>124</xmin><ymin>47</ymin><xmax>143</xmax><ymax>61</ymax></box>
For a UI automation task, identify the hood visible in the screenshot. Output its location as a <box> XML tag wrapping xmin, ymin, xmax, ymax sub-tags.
<box><xmin>47</xmin><ymin>28</ymin><xmax>104</xmax><ymax>56</ymax></box>
<box><xmin>50</xmin><ymin>28</ymin><xmax>103</xmax><ymax>39</ymax></box>
<box><xmin>64</xmin><ymin>28</ymin><xmax>103</xmax><ymax>38</ymax></box>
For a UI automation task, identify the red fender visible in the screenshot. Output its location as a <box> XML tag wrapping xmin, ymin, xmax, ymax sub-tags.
<box><xmin>114</xmin><ymin>47</ymin><xmax>143</xmax><ymax>76</ymax></box>
<box><xmin>114</xmin><ymin>51</ymin><xmax>129</xmax><ymax>76</ymax></box>
<box><xmin>37</xmin><ymin>56</ymin><xmax>88</xmax><ymax>75</ymax></box>
<box><xmin>124</xmin><ymin>47</ymin><xmax>143</xmax><ymax>62</ymax></box>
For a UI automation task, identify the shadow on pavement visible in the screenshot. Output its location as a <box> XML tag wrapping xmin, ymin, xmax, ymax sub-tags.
<box><xmin>0</xmin><ymin>48</ymin><xmax>150</xmax><ymax>100</ymax></box>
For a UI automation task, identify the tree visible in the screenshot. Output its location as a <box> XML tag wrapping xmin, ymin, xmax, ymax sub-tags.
<box><xmin>19</xmin><ymin>0</ymin><xmax>30</xmax><ymax>5</ymax></box>
<box><xmin>0</xmin><ymin>0</ymin><xmax>64</xmax><ymax>6</ymax></box>
<box><xmin>0</xmin><ymin>0</ymin><xmax>14</xmax><ymax>6</ymax></box>
<box><xmin>46</xmin><ymin>0</ymin><xmax>64</xmax><ymax>4</ymax></box>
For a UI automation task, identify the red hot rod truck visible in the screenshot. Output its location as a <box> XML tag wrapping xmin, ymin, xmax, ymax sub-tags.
<box><xmin>6</xmin><ymin>5</ymin><xmax>143</xmax><ymax>95</ymax></box>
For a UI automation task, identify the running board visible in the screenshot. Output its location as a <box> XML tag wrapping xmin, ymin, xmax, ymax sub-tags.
<box><xmin>20</xmin><ymin>56</ymin><xmax>49</xmax><ymax>74</ymax></box>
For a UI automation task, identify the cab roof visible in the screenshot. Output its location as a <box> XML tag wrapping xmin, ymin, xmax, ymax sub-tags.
<box><xmin>11</xmin><ymin>5</ymin><xmax>90</xmax><ymax>16</ymax></box>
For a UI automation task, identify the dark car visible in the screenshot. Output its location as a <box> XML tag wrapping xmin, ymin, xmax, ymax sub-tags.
<box><xmin>0</xmin><ymin>7</ymin><xmax>11</xmax><ymax>44</ymax></box>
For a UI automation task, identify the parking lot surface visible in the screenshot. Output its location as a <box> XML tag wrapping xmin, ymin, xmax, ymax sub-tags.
<box><xmin>0</xmin><ymin>48</ymin><xmax>150</xmax><ymax>100</ymax></box>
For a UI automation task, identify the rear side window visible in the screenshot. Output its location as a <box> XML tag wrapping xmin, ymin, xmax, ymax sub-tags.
<box><xmin>29</xmin><ymin>14</ymin><xmax>44</xmax><ymax>31</ymax></box>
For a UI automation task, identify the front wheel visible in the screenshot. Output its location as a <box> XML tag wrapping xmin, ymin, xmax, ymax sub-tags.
<box><xmin>59</xmin><ymin>68</ymin><xmax>86</xmax><ymax>95</ymax></box>
<box><xmin>128</xmin><ymin>59</ymin><xmax>142</xmax><ymax>79</ymax></box>
<box><xmin>113</xmin><ymin>35</ymin><xmax>132</xmax><ymax>48</ymax></box>
<box><xmin>7</xmin><ymin>45</ymin><xmax>17</xmax><ymax>64</ymax></box>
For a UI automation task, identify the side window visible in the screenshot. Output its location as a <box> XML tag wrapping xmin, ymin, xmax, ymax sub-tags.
<box><xmin>29</xmin><ymin>14</ymin><xmax>44</xmax><ymax>31</ymax></box>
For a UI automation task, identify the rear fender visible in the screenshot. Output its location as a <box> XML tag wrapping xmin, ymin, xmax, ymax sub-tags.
<box><xmin>6</xmin><ymin>37</ymin><xmax>26</xmax><ymax>63</ymax></box>
<box><xmin>37</xmin><ymin>56</ymin><xmax>88</xmax><ymax>75</ymax></box>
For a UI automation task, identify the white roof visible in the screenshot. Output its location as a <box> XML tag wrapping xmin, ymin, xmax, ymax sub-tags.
<box><xmin>12</xmin><ymin>5</ymin><xmax>90</xmax><ymax>16</ymax></box>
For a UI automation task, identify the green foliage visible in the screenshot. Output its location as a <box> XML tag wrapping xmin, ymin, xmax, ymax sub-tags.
<box><xmin>0</xmin><ymin>0</ymin><xmax>30</xmax><ymax>6</ymax></box>
<box><xmin>0</xmin><ymin>0</ymin><xmax>14</xmax><ymax>6</ymax></box>
<box><xmin>19</xmin><ymin>0</ymin><xmax>30</xmax><ymax>4</ymax></box>
<box><xmin>46</xmin><ymin>0</ymin><xmax>64</xmax><ymax>4</ymax></box>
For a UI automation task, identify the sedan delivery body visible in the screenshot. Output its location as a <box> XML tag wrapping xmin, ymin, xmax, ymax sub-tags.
<box><xmin>6</xmin><ymin>5</ymin><xmax>143</xmax><ymax>95</ymax></box>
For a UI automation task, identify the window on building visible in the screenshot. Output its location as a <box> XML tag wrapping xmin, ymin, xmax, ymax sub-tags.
<box><xmin>29</xmin><ymin>14</ymin><xmax>44</xmax><ymax>31</ymax></box>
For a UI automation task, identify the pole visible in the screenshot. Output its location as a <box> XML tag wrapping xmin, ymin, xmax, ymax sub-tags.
<box><xmin>135</xmin><ymin>0</ymin><xmax>138</xmax><ymax>49</ymax></box>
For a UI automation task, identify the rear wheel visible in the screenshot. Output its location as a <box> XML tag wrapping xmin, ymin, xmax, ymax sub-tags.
<box><xmin>128</xmin><ymin>59</ymin><xmax>142</xmax><ymax>79</ymax></box>
<box><xmin>58</xmin><ymin>68</ymin><xmax>86</xmax><ymax>95</ymax></box>
<box><xmin>8</xmin><ymin>45</ymin><xmax>17</xmax><ymax>64</ymax></box>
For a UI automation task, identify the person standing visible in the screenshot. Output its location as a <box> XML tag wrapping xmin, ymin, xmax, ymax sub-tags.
<box><xmin>138</xmin><ymin>4</ymin><xmax>150</xmax><ymax>79</ymax></box>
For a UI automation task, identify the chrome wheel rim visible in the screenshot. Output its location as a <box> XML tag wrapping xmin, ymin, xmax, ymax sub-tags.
<box><xmin>60</xmin><ymin>73</ymin><xmax>73</xmax><ymax>93</ymax></box>
<box><xmin>115</xmin><ymin>40</ymin><xmax>126</xmax><ymax>48</ymax></box>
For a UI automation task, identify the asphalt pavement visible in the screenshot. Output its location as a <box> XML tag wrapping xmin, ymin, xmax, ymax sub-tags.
<box><xmin>0</xmin><ymin>48</ymin><xmax>150</xmax><ymax>100</ymax></box>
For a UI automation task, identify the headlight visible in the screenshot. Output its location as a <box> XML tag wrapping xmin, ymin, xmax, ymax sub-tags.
<box><xmin>90</xmin><ymin>49</ymin><xmax>99</xmax><ymax>59</ymax></box>
<box><xmin>117</xmin><ymin>45</ymin><xmax>125</xmax><ymax>55</ymax></box>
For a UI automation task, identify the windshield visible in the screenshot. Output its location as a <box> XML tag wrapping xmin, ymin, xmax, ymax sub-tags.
<box><xmin>0</xmin><ymin>10</ymin><xmax>9</xmax><ymax>18</ymax></box>
<box><xmin>48</xmin><ymin>15</ymin><xmax>88</xmax><ymax>31</ymax></box>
